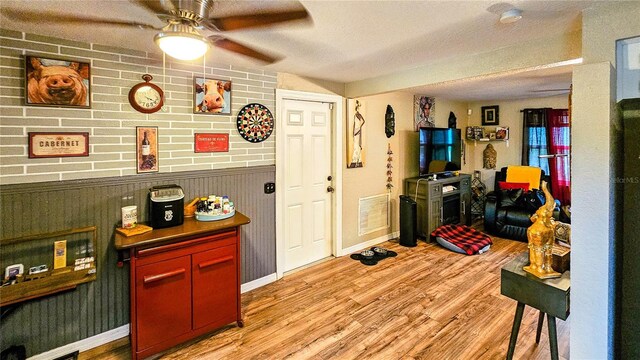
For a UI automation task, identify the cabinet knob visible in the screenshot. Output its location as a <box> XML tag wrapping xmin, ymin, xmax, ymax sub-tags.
<box><xmin>327</xmin><ymin>175</ymin><xmax>332</xmax><ymax>181</ymax></box>
<box><xmin>327</xmin><ymin>186</ymin><xmax>335</xmax><ymax>193</ymax></box>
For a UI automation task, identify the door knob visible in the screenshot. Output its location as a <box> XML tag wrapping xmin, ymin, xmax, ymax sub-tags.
<box><xmin>327</xmin><ymin>176</ymin><xmax>333</xmax><ymax>181</ymax></box>
<box><xmin>327</xmin><ymin>186</ymin><xmax>335</xmax><ymax>193</ymax></box>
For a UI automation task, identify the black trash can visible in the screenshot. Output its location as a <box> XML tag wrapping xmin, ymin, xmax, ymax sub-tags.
<box><xmin>399</xmin><ymin>195</ymin><xmax>417</xmax><ymax>247</ymax></box>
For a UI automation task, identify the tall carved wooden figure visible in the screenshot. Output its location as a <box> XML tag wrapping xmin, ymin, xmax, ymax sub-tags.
<box><xmin>523</xmin><ymin>181</ymin><xmax>561</xmax><ymax>279</ymax></box>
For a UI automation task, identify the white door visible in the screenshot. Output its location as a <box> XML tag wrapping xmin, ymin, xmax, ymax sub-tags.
<box><xmin>282</xmin><ymin>99</ymin><xmax>333</xmax><ymax>272</ymax></box>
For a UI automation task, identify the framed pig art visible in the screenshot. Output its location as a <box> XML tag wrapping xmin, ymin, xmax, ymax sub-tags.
<box><xmin>25</xmin><ymin>55</ymin><xmax>91</xmax><ymax>108</ymax></box>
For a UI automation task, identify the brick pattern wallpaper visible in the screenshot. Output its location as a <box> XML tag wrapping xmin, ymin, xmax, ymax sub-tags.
<box><xmin>0</xmin><ymin>28</ymin><xmax>276</xmax><ymax>185</ymax></box>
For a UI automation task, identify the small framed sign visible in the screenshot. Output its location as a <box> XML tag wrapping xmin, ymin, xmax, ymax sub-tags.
<box><xmin>194</xmin><ymin>133</ymin><xmax>229</xmax><ymax>153</ymax></box>
<box><xmin>136</xmin><ymin>127</ymin><xmax>158</xmax><ymax>173</ymax></box>
<box><xmin>481</xmin><ymin>105</ymin><xmax>499</xmax><ymax>125</ymax></box>
<box><xmin>28</xmin><ymin>132</ymin><xmax>89</xmax><ymax>158</ymax></box>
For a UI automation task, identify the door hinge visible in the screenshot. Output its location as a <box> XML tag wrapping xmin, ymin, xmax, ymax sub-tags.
<box><xmin>329</xmin><ymin>103</ymin><xmax>334</xmax><ymax>110</ymax></box>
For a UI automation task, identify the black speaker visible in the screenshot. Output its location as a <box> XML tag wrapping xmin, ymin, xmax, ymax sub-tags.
<box><xmin>399</xmin><ymin>195</ymin><xmax>417</xmax><ymax>247</ymax></box>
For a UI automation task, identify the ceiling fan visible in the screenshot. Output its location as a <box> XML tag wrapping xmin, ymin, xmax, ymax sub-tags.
<box><xmin>1</xmin><ymin>0</ymin><xmax>311</xmax><ymax>63</ymax></box>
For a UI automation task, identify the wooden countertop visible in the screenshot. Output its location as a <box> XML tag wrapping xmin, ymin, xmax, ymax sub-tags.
<box><xmin>114</xmin><ymin>211</ymin><xmax>250</xmax><ymax>250</ymax></box>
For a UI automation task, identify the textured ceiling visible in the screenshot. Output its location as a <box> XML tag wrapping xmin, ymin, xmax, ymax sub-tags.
<box><xmin>0</xmin><ymin>0</ymin><xmax>605</xmax><ymax>99</ymax></box>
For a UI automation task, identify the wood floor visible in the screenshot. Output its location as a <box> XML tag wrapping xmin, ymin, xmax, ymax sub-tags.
<box><xmin>88</xmin><ymin>237</ymin><xmax>569</xmax><ymax>360</ymax></box>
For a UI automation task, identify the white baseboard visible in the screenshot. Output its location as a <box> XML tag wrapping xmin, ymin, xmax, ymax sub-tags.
<box><xmin>27</xmin><ymin>274</ymin><xmax>277</xmax><ymax>359</ymax></box>
<box><xmin>241</xmin><ymin>272</ymin><xmax>277</xmax><ymax>293</ymax></box>
<box><xmin>28</xmin><ymin>324</ymin><xmax>129</xmax><ymax>360</ymax></box>
<box><xmin>338</xmin><ymin>231</ymin><xmax>399</xmax><ymax>256</ymax></box>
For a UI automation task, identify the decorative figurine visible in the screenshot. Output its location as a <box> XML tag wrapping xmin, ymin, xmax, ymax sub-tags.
<box><xmin>385</xmin><ymin>105</ymin><xmax>395</xmax><ymax>138</ymax></box>
<box><xmin>448</xmin><ymin>111</ymin><xmax>457</xmax><ymax>129</ymax></box>
<box><xmin>483</xmin><ymin>143</ymin><xmax>497</xmax><ymax>169</ymax></box>
<box><xmin>523</xmin><ymin>181</ymin><xmax>561</xmax><ymax>279</ymax></box>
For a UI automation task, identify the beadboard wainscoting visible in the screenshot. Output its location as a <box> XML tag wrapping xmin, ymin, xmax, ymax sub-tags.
<box><xmin>0</xmin><ymin>166</ymin><xmax>275</xmax><ymax>357</ymax></box>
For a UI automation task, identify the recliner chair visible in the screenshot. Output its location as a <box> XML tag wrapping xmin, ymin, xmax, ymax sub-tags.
<box><xmin>483</xmin><ymin>167</ymin><xmax>557</xmax><ymax>241</ymax></box>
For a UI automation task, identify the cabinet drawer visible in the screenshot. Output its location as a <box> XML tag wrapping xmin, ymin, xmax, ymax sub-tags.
<box><xmin>460</xmin><ymin>178</ymin><xmax>470</xmax><ymax>189</ymax></box>
<box><xmin>430</xmin><ymin>184</ymin><xmax>442</xmax><ymax>196</ymax></box>
<box><xmin>136</xmin><ymin>255</ymin><xmax>192</xmax><ymax>351</ymax></box>
<box><xmin>192</xmin><ymin>244</ymin><xmax>237</xmax><ymax>329</ymax></box>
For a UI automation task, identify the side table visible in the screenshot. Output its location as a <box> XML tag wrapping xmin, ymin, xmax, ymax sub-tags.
<box><xmin>501</xmin><ymin>253</ymin><xmax>570</xmax><ymax>360</ymax></box>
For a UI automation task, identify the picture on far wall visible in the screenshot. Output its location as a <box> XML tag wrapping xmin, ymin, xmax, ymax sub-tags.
<box><xmin>481</xmin><ymin>105</ymin><xmax>500</xmax><ymax>125</ymax></box>
<box><xmin>193</xmin><ymin>77</ymin><xmax>231</xmax><ymax>115</ymax></box>
<box><xmin>414</xmin><ymin>95</ymin><xmax>435</xmax><ymax>131</ymax></box>
<box><xmin>25</xmin><ymin>55</ymin><xmax>91</xmax><ymax>108</ymax></box>
<box><xmin>347</xmin><ymin>99</ymin><xmax>366</xmax><ymax>168</ymax></box>
<box><xmin>136</xmin><ymin>127</ymin><xmax>158</xmax><ymax>173</ymax></box>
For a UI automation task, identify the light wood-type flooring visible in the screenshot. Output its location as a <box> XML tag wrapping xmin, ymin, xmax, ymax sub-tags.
<box><xmin>86</xmin><ymin>236</ymin><xmax>569</xmax><ymax>360</ymax></box>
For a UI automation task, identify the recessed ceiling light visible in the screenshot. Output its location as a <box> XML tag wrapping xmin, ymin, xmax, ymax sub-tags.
<box><xmin>500</xmin><ymin>9</ymin><xmax>523</xmax><ymax>24</ymax></box>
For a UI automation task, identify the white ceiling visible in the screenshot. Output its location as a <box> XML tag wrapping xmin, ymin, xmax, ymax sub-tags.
<box><xmin>0</xmin><ymin>0</ymin><xmax>608</xmax><ymax>100</ymax></box>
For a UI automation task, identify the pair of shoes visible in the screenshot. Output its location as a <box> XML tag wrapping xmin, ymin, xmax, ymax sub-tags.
<box><xmin>350</xmin><ymin>247</ymin><xmax>398</xmax><ymax>266</ymax></box>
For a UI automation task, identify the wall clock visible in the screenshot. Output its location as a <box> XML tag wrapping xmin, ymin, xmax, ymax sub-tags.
<box><xmin>128</xmin><ymin>74</ymin><xmax>163</xmax><ymax>114</ymax></box>
<box><xmin>236</xmin><ymin>103</ymin><xmax>274</xmax><ymax>143</ymax></box>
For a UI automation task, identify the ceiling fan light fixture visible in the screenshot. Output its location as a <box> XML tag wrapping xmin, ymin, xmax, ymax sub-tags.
<box><xmin>154</xmin><ymin>24</ymin><xmax>209</xmax><ymax>61</ymax></box>
<box><xmin>500</xmin><ymin>9</ymin><xmax>523</xmax><ymax>24</ymax></box>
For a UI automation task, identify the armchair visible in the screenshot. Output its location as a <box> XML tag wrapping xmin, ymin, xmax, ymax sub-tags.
<box><xmin>484</xmin><ymin>166</ymin><xmax>558</xmax><ymax>241</ymax></box>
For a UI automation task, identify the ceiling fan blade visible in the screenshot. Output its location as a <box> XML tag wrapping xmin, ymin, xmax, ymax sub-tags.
<box><xmin>209</xmin><ymin>36</ymin><xmax>280</xmax><ymax>64</ymax></box>
<box><xmin>133</xmin><ymin>0</ymin><xmax>176</xmax><ymax>15</ymax></box>
<box><xmin>531</xmin><ymin>88</ymin><xmax>570</xmax><ymax>92</ymax></box>
<box><xmin>207</xmin><ymin>8</ymin><xmax>310</xmax><ymax>32</ymax></box>
<box><xmin>0</xmin><ymin>8</ymin><xmax>161</xmax><ymax>30</ymax></box>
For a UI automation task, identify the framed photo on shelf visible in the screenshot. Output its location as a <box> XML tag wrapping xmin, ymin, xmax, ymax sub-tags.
<box><xmin>193</xmin><ymin>77</ymin><xmax>231</xmax><ymax>115</ymax></box>
<box><xmin>25</xmin><ymin>55</ymin><xmax>91</xmax><ymax>108</ymax></box>
<box><xmin>496</xmin><ymin>126</ymin><xmax>509</xmax><ymax>140</ymax></box>
<box><xmin>136</xmin><ymin>127</ymin><xmax>158</xmax><ymax>173</ymax></box>
<box><xmin>481</xmin><ymin>105</ymin><xmax>499</xmax><ymax>125</ymax></box>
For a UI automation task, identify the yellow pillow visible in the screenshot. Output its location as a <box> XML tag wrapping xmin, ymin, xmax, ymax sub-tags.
<box><xmin>506</xmin><ymin>166</ymin><xmax>542</xmax><ymax>190</ymax></box>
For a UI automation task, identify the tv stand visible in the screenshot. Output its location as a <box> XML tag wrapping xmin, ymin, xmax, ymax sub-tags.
<box><xmin>405</xmin><ymin>174</ymin><xmax>471</xmax><ymax>240</ymax></box>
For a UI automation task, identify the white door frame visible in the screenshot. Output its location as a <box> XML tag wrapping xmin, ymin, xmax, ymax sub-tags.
<box><xmin>275</xmin><ymin>89</ymin><xmax>344</xmax><ymax>279</ymax></box>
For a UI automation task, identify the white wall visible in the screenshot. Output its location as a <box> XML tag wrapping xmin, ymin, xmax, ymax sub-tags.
<box><xmin>340</xmin><ymin>93</ymin><xmax>466</xmax><ymax>249</ymax></box>
<box><xmin>465</xmin><ymin>95</ymin><xmax>569</xmax><ymax>190</ymax></box>
<box><xmin>571</xmin><ymin>2</ymin><xmax>640</xmax><ymax>358</ymax></box>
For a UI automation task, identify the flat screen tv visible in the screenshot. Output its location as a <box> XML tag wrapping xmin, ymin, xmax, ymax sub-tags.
<box><xmin>419</xmin><ymin>127</ymin><xmax>462</xmax><ymax>177</ymax></box>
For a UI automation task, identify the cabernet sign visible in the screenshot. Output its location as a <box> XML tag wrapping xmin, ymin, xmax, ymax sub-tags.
<box><xmin>194</xmin><ymin>133</ymin><xmax>229</xmax><ymax>153</ymax></box>
<box><xmin>28</xmin><ymin>132</ymin><xmax>89</xmax><ymax>158</ymax></box>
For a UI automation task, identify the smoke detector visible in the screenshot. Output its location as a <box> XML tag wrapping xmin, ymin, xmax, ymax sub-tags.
<box><xmin>500</xmin><ymin>9</ymin><xmax>523</xmax><ymax>24</ymax></box>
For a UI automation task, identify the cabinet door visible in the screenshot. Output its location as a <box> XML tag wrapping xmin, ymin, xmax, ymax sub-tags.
<box><xmin>192</xmin><ymin>244</ymin><xmax>237</xmax><ymax>329</ymax></box>
<box><xmin>136</xmin><ymin>255</ymin><xmax>191</xmax><ymax>351</ymax></box>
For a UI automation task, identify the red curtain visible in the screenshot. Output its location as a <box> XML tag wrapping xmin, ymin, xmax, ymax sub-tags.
<box><xmin>546</xmin><ymin>109</ymin><xmax>571</xmax><ymax>205</ymax></box>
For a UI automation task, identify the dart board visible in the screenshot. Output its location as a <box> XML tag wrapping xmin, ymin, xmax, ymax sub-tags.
<box><xmin>236</xmin><ymin>103</ymin><xmax>274</xmax><ymax>143</ymax></box>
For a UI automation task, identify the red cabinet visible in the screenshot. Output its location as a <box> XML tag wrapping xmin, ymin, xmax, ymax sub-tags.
<box><xmin>116</xmin><ymin>215</ymin><xmax>250</xmax><ymax>360</ymax></box>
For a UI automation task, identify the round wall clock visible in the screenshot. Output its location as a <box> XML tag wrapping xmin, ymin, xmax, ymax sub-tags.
<box><xmin>236</xmin><ymin>103</ymin><xmax>274</xmax><ymax>143</ymax></box>
<box><xmin>128</xmin><ymin>74</ymin><xmax>163</xmax><ymax>114</ymax></box>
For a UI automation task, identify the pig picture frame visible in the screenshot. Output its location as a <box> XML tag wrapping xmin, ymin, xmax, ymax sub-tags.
<box><xmin>24</xmin><ymin>55</ymin><xmax>91</xmax><ymax>108</ymax></box>
<box><xmin>193</xmin><ymin>77</ymin><xmax>232</xmax><ymax>115</ymax></box>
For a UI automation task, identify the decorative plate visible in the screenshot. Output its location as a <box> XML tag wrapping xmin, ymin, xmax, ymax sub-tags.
<box><xmin>236</xmin><ymin>103</ymin><xmax>274</xmax><ymax>143</ymax></box>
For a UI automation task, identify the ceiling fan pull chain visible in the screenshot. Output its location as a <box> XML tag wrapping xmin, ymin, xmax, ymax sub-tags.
<box><xmin>162</xmin><ymin>52</ymin><xmax>167</xmax><ymax>110</ymax></box>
